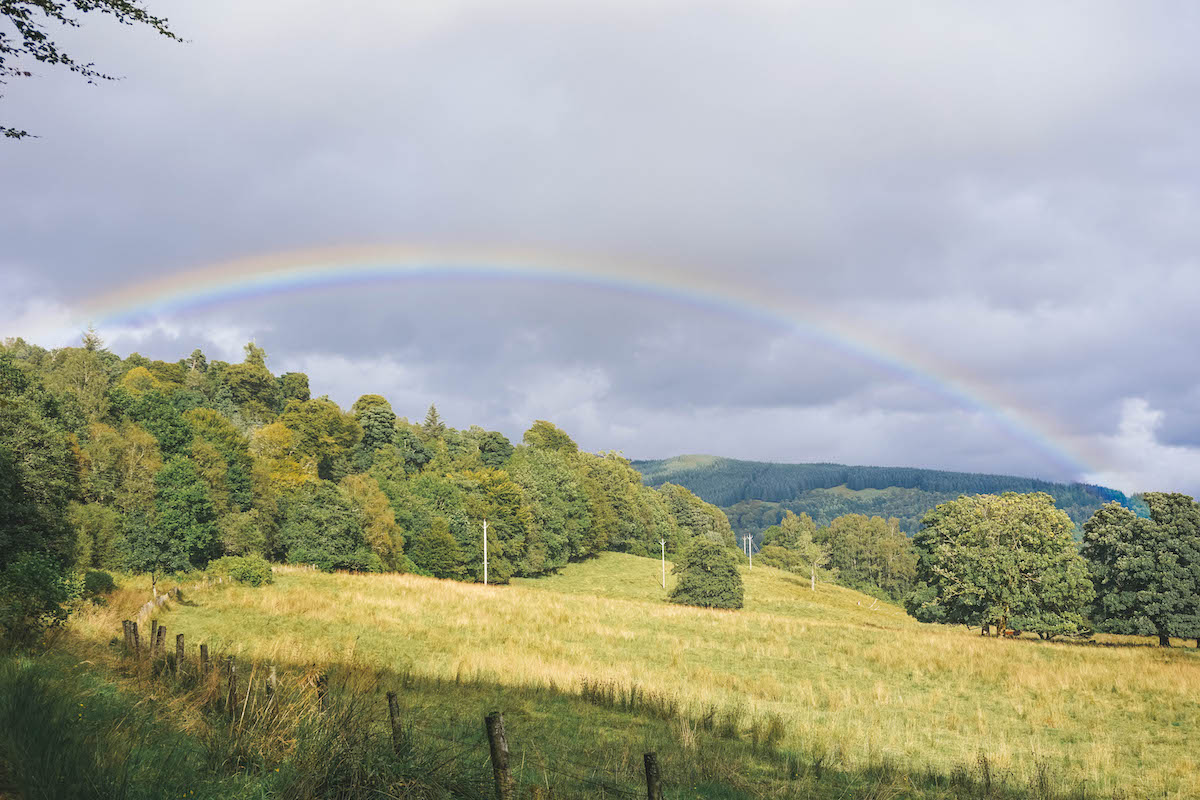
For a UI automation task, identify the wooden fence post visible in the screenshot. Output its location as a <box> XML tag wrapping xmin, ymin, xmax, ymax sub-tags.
<box><xmin>175</xmin><ymin>633</ymin><xmax>184</xmax><ymax>674</ymax></box>
<box><xmin>387</xmin><ymin>691</ymin><xmax>404</xmax><ymax>755</ymax></box>
<box><xmin>200</xmin><ymin>643</ymin><xmax>210</xmax><ymax>676</ymax></box>
<box><xmin>644</xmin><ymin>752</ymin><xmax>663</xmax><ymax>800</ymax></box>
<box><xmin>266</xmin><ymin>665</ymin><xmax>277</xmax><ymax>701</ymax></box>
<box><xmin>149</xmin><ymin>619</ymin><xmax>158</xmax><ymax>652</ymax></box>
<box><xmin>484</xmin><ymin>711</ymin><xmax>514</xmax><ymax>800</ymax></box>
<box><xmin>155</xmin><ymin>624</ymin><xmax>167</xmax><ymax>658</ymax></box>
<box><xmin>316</xmin><ymin>673</ymin><xmax>328</xmax><ymax>713</ymax></box>
<box><xmin>122</xmin><ymin>620</ymin><xmax>132</xmax><ymax>652</ymax></box>
<box><xmin>131</xmin><ymin>621</ymin><xmax>141</xmax><ymax>657</ymax></box>
<box><xmin>227</xmin><ymin>657</ymin><xmax>237</xmax><ymax>719</ymax></box>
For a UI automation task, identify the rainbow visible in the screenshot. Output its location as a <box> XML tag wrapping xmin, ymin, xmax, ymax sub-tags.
<box><xmin>77</xmin><ymin>244</ymin><xmax>1096</xmax><ymax>477</ymax></box>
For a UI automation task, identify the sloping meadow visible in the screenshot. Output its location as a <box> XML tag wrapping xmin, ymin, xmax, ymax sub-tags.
<box><xmin>67</xmin><ymin>554</ymin><xmax>1200</xmax><ymax>798</ymax></box>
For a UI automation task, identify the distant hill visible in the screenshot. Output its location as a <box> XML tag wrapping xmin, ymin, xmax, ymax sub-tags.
<box><xmin>632</xmin><ymin>455</ymin><xmax>1131</xmax><ymax>535</ymax></box>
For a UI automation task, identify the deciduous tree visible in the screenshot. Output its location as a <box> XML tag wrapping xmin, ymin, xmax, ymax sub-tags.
<box><xmin>409</xmin><ymin>517</ymin><xmax>465</xmax><ymax>579</ymax></box>
<box><xmin>1082</xmin><ymin>494</ymin><xmax>1200</xmax><ymax>646</ymax></box>
<box><xmin>669</xmin><ymin>537</ymin><xmax>743</xmax><ymax>609</ymax></box>
<box><xmin>340</xmin><ymin>474</ymin><xmax>404</xmax><ymax>570</ymax></box>
<box><xmin>2</xmin><ymin>0</ymin><xmax>180</xmax><ymax>138</ymax></box>
<box><xmin>152</xmin><ymin>457</ymin><xmax>219</xmax><ymax>571</ymax></box>
<box><xmin>905</xmin><ymin>493</ymin><xmax>1093</xmax><ymax>638</ymax></box>
<box><xmin>277</xmin><ymin>482</ymin><xmax>380</xmax><ymax>572</ymax></box>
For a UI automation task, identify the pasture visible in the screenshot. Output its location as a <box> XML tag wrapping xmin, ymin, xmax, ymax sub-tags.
<box><xmin>63</xmin><ymin>553</ymin><xmax>1200</xmax><ymax>798</ymax></box>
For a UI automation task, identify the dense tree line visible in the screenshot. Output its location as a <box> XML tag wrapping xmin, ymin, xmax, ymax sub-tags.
<box><xmin>636</xmin><ymin>456</ymin><xmax>1131</xmax><ymax>532</ymax></box>
<box><xmin>0</xmin><ymin>334</ymin><xmax>734</xmax><ymax>644</ymax></box>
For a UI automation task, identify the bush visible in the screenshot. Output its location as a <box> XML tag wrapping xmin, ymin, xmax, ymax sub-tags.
<box><xmin>81</xmin><ymin>570</ymin><xmax>117</xmax><ymax>602</ymax></box>
<box><xmin>669</xmin><ymin>538</ymin><xmax>744</xmax><ymax>610</ymax></box>
<box><xmin>0</xmin><ymin>553</ymin><xmax>76</xmax><ymax>649</ymax></box>
<box><xmin>207</xmin><ymin>556</ymin><xmax>274</xmax><ymax>587</ymax></box>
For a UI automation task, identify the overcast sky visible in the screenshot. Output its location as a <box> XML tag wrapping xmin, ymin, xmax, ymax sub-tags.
<box><xmin>4</xmin><ymin>1</ymin><xmax>1200</xmax><ymax>495</ymax></box>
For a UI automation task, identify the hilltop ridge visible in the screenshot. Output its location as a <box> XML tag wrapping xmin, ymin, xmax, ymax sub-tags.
<box><xmin>632</xmin><ymin>455</ymin><xmax>1131</xmax><ymax>534</ymax></box>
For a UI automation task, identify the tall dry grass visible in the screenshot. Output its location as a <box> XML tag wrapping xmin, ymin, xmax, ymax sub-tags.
<box><xmin>70</xmin><ymin>554</ymin><xmax>1200</xmax><ymax>798</ymax></box>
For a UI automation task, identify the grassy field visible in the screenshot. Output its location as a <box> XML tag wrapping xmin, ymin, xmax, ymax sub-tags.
<box><xmin>62</xmin><ymin>553</ymin><xmax>1200</xmax><ymax>798</ymax></box>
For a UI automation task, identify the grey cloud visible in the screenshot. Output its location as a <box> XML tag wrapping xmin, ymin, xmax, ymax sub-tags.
<box><xmin>5</xmin><ymin>1</ymin><xmax>1200</xmax><ymax>492</ymax></box>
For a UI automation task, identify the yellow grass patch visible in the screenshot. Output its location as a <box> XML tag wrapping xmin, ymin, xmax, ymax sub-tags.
<box><xmin>73</xmin><ymin>553</ymin><xmax>1200</xmax><ymax>797</ymax></box>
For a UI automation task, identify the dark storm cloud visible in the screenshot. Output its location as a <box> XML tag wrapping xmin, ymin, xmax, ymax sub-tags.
<box><xmin>5</xmin><ymin>1</ymin><xmax>1200</xmax><ymax>492</ymax></box>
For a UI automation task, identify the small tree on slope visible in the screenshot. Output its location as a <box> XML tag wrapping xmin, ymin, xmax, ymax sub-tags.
<box><xmin>669</xmin><ymin>538</ymin><xmax>744</xmax><ymax>610</ymax></box>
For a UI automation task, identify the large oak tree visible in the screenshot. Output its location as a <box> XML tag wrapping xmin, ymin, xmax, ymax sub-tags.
<box><xmin>1082</xmin><ymin>494</ymin><xmax>1200</xmax><ymax>647</ymax></box>
<box><xmin>905</xmin><ymin>492</ymin><xmax>1093</xmax><ymax>639</ymax></box>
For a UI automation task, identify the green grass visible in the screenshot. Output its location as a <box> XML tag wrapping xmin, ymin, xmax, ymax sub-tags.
<box><xmin>55</xmin><ymin>553</ymin><xmax>1200</xmax><ymax>798</ymax></box>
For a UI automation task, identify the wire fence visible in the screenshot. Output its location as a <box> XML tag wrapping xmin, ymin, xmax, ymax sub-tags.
<box><xmin>116</xmin><ymin>607</ymin><xmax>665</xmax><ymax>800</ymax></box>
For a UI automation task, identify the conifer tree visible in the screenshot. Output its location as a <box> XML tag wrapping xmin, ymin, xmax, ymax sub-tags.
<box><xmin>422</xmin><ymin>404</ymin><xmax>447</xmax><ymax>440</ymax></box>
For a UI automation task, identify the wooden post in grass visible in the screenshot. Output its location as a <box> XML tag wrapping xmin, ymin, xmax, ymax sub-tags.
<box><xmin>484</xmin><ymin>711</ymin><xmax>513</xmax><ymax>800</ymax></box>
<box><xmin>131</xmin><ymin>621</ymin><xmax>141</xmax><ymax>657</ymax></box>
<box><xmin>200</xmin><ymin>643</ymin><xmax>210</xmax><ymax>676</ymax></box>
<box><xmin>122</xmin><ymin>620</ymin><xmax>132</xmax><ymax>652</ymax></box>
<box><xmin>266</xmin><ymin>665</ymin><xmax>277</xmax><ymax>701</ymax></box>
<box><xmin>227</xmin><ymin>657</ymin><xmax>237</xmax><ymax>719</ymax></box>
<box><xmin>316</xmin><ymin>673</ymin><xmax>328</xmax><ymax>713</ymax></box>
<box><xmin>150</xmin><ymin>619</ymin><xmax>158</xmax><ymax>652</ymax></box>
<box><xmin>175</xmin><ymin>634</ymin><xmax>184</xmax><ymax>675</ymax></box>
<box><xmin>644</xmin><ymin>752</ymin><xmax>663</xmax><ymax>800</ymax></box>
<box><xmin>155</xmin><ymin>624</ymin><xmax>166</xmax><ymax>658</ymax></box>
<box><xmin>387</xmin><ymin>691</ymin><xmax>403</xmax><ymax>755</ymax></box>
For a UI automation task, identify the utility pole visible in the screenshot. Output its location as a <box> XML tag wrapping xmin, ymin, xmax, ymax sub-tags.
<box><xmin>659</xmin><ymin>538</ymin><xmax>666</xmax><ymax>588</ymax></box>
<box><xmin>483</xmin><ymin>519</ymin><xmax>488</xmax><ymax>585</ymax></box>
<box><xmin>743</xmin><ymin>534</ymin><xmax>752</xmax><ymax>569</ymax></box>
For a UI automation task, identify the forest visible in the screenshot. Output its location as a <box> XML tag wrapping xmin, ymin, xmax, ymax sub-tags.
<box><xmin>0</xmin><ymin>332</ymin><xmax>740</xmax><ymax>636</ymax></box>
<box><xmin>635</xmin><ymin>455</ymin><xmax>1135</xmax><ymax>534</ymax></box>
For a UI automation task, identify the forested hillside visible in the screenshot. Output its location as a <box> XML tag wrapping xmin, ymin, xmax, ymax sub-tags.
<box><xmin>0</xmin><ymin>333</ymin><xmax>736</xmax><ymax>616</ymax></box>
<box><xmin>634</xmin><ymin>455</ymin><xmax>1131</xmax><ymax>535</ymax></box>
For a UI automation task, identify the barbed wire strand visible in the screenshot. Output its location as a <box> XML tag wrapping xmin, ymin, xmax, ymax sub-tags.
<box><xmin>527</xmin><ymin>760</ymin><xmax>641</xmax><ymax>799</ymax></box>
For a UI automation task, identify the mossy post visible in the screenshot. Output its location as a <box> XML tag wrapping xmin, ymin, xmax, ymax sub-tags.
<box><xmin>484</xmin><ymin>711</ymin><xmax>513</xmax><ymax>800</ymax></box>
<box><xmin>387</xmin><ymin>691</ymin><xmax>403</xmax><ymax>755</ymax></box>
<box><xmin>200</xmin><ymin>643</ymin><xmax>210</xmax><ymax>676</ymax></box>
<box><xmin>122</xmin><ymin>620</ymin><xmax>132</xmax><ymax>652</ymax></box>
<box><xmin>149</xmin><ymin>619</ymin><xmax>158</xmax><ymax>651</ymax></box>
<box><xmin>175</xmin><ymin>633</ymin><xmax>184</xmax><ymax>675</ymax></box>
<box><xmin>130</xmin><ymin>621</ymin><xmax>141</xmax><ymax>657</ymax></box>
<box><xmin>155</xmin><ymin>624</ymin><xmax>167</xmax><ymax>658</ymax></box>
<box><xmin>644</xmin><ymin>752</ymin><xmax>663</xmax><ymax>800</ymax></box>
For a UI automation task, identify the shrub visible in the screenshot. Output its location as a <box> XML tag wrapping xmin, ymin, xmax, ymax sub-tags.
<box><xmin>669</xmin><ymin>538</ymin><xmax>744</xmax><ymax>609</ymax></box>
<box><xmin>208</xmin><ymin>555</ymin><xmax>274</xmax><ymax>587</ymax></box>
<box><xmin>81</xmin><ymin>570</ymin><xmax>117</xmax><ymax>602</ymax></box>
<box><xmin>0</xmin><ymin>553</ymin><xmax>76</xmax><ymax>649</ymax></box>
